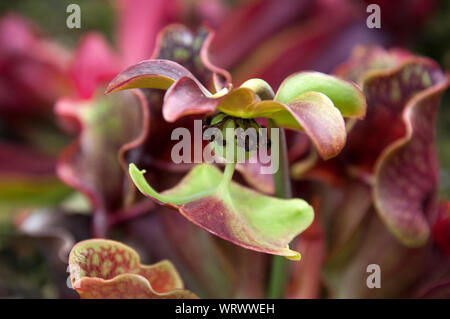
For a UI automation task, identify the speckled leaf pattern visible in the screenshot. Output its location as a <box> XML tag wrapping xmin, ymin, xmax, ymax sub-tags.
<box><xmin>69</xmin><ymin>239</ymin><xmax>197</xmax><ymax>299</ymax></box>
<box><xmin>374</xmin><ymin>78</ymin><xmax>449</xmax><ymax>246</ymax></box>
<box><xmin>334</xmin><ymin>46</ymin><xmax>449</xmax><ymax>247</ymax></box>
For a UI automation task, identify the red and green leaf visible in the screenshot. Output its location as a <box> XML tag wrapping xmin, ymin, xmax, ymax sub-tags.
<box><xmin>107</xmin><ymin>64</ymin><xmax>365</xmax><ymax>160</ymax></box>
<box><xmin>369</xmin><ymin>61</ymin><xmax>449</xmax><ymax>246</ymax></box>
<box><xmin>111</xmin><ymin>25</ymin><xmax>232</xmax><ymax>174</ymax></box>
<box><xmin>301</xmin><ymin>47</ymin><xmax>449</xmax><ymax>247</ymax></box>
<box><xmin>69</xmin><ymin>239</ymin><xmax>197</xmax><ymax>299</ymax></box>
<box><xmin>56</xmin><ymin>89</ymin><xmax>147</xmax><ymax>236</ymax></box>
<box><xmin>129</xmin><ymin>163</ymin><xmax>314</xmax><ymax>260</ymax></box>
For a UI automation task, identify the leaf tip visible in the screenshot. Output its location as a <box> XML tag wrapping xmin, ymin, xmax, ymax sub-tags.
<box><xmin>285</xmin><ymin>249</ymin><xmax>301</xmax><ymax>261</ymax></box>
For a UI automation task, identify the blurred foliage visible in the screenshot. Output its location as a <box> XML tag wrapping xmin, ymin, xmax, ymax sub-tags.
<box><xmin>0</xmin><ymin>0</ymin><xmax>115</xmax><ymax>47</ymax></box>
<box><xmin>1</xmin><ymin>0</ymin><xmax>447</xmax><ymax>196</ymax></box>
<box><xmin>0</xmin><ymin>0</ymin><xmax>449</xmax><ymax>298</ymax></box>
<box><xmin>0</xmin><ymin>234</ymin><xmax>56</xmax><ymax>298</ymax></box>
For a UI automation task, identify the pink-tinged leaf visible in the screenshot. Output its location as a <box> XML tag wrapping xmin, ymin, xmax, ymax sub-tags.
<box><xmin>163</xmin><ymin>77</ymin><xmax>220</xmax><ymax>122</ymax></box>
<box><xmin>106</xmin><ymin>25</ymin><xmax>231</xmax><ymax>95</ymax></box>
<box><xmin>69</xmin><ymin>239</ymin><xmax>197</xmax><ymax>299</ymax></box>
<box><xmin>105</xmin><ymin>59</ymin><xmax>199</xmax><ymax>94</ymax></box>
<box><xmin>163</xmin><ymin>78</ymin><xmax>349</xmax><ymax>160</ymax></box>
<box><xmin>0</xmin><ymin>13</ymin><xmax>70</xmax><ymax>113</ymax></box>
<box><xmin>55</xmin><ymin>89</ymin><xmax>147</xmax><ymax>236</ymax></box>
<box><xmin>116</xmin><ymin>0</ymin><xmax>180</xmax><ymax>66</ymax></box>
<box><xmin>374</xmin><ymin>71</ymin><xmax>449</xmax><ymax>246</ymax></box>
<box><xmin>69</xmin><ymin>33</ymin><xmax>121</xmax><ymax>99</ymax></box>
<box><xmin>322</xmin><ymin>47</ymin><xmax>450</xmax><ymax>246</ymax></box>
<box><xmin>110</xmin><ymin>25</ymin><xmax>231</xmax><ymax>173</ymax></box>
<box><xmin>129</xmin><ymin>163</ymin><xmax>314</xmax><ymax>260</ymax></box>
<box><xmin>335</xmin><ymin>51</ymin><xmax>444</xmax><ymax>172</ymax></box>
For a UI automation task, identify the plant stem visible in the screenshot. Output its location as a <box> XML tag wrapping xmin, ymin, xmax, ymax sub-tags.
<box><xmin>266</xmin><ymin>119</ymin><xmax>292</xmax><ymax>299</ymax></box>
<box><xmin>221</xmin><ymin>161</ymin><xmax>236</xmax><ymax>187</ymax></box>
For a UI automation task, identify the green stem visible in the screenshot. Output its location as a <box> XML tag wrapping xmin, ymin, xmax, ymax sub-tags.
<box><xmin>266</xmin><ymin>119</ymin><xmax>292</xmax><ymax>299</ymax></box>
<box><xmin>221</xmin><ymin>162</ymin><xmax>236</xmax><ymax>187</ymax></box>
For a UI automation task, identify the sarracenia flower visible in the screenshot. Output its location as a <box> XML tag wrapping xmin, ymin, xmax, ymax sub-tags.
<box><xmin>104</xmin><ymin>26</ymin><xmax>366</xmax><ymax>260</ymax></box>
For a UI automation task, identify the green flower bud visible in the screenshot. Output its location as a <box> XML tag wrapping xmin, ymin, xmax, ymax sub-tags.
<box><xmin>203</xmin><ymin>113</ymin><xmax>269</xmax><ymax>162</ymax></box>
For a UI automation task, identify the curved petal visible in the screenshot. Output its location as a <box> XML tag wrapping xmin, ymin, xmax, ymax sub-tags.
<box><xmin>106</xmin><ymin>25</ymin><xmax>232</xmax><ymax>95</ymax></box>
<box><xmin>164</xmin><ymin>82</ymin><xmax>348</xmax><ymax>159</ymax></box>
<box><xmin>374</xmin><ymin>78</ymin><xmax>449</xmax><ymax>246</ymax></box>
<box><xmin>69</xmin><ymin>239</ymin><xmax>197</xmax><ymax>299</ymax></box>
<box><xmin>129</xmin><ymin>163</ymin><xmax>314</xmax><ymax>260</ymax></box>
<box><xmin>105</xmin><ymin>59</ymin><xmax>201</xmax><ymax>94</ymax></box>
<box><xmin>163</xmin><ymin>76</ymin><xmax>221</xmax><ymax>122</ymax></box>
<box><xmin>220</xmin><ymin>91</ymin><xmax>347</xmax><ymax>160</ymax></box>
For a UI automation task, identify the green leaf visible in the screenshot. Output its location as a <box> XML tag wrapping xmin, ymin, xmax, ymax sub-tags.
<box><xmin>274</xmin><ymin>71</ymin><xmax>366</xmax><ymax>118</ymax></box>
<box><xmin>129</xmin><ymin>163</ymin><xmax>314</xmax><ymax>260</ymax></box>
